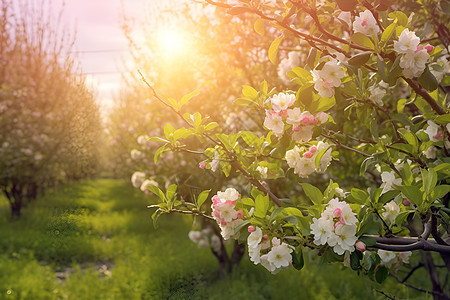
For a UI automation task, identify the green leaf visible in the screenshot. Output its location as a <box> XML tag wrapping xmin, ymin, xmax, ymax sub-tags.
<box><xmin>395</xmin><ymin>210</ymin><xmax>413</xmax><ymax>226</ymax></box>
<box><xmin>348</xmin><ymin>52</ymin><xmax>371</xmax><ymax>66</ymax></box>
<box><xmin>254</xmin><ymin>18</ymin><xmax>265</xmax><ymax>36</ymax></box>
<box><xmin>397</xmin><ymin>128</ymin><xmax>418</xmax><ymax>154</ymax></box>
<box><xmin>292</xmin><ymin>247</ymin><xmax>304</xmax><ymax>270</ymax></box>
<box><xmin>358</xmin><ymin>236</ymin><xmax>376</xmax><ymax>246</ymax></box>
<box><xmin>314</xmin><ymin>145</ymin><xmax>331</xmax><ymax>169</ymax></box>
<box><xmin>377</xmin><ymin>55</ymin><xmax>388</xmax><ymax>82</ymax></box>
<box><xmin>350</xmin><ymin>188</ymin><xmax>369</xmax><ymax>205</ymax></box>
<box><xmin>241</xmin><ymin>197</ymin><xmax>255</xmax><ymax>206</ymax></box>
<box><xmin>165</xmin><ymin>184</ymin><xmax>178</xmax><ymax>203</ymax></box>
<box><xmin>350</xmin><ymin>251</ymin><xmax>362</xmax><ymax>270</ymax></box>
<box><xmin>351</xmin><ymin>33</ymin><xmax>375</xmax><ymax>49</ymax></box>
<box><xmin>242</xmin><ymin>85</ymin><xmax>258</xmax><ymax>98</ymax></box>
<box><xmin>254</xmin><ymin>195</ymin><xmax>270</xmax><ymax>218</ymax></box>
<box><xmin>164</xmin><ymin>123</ymin><xmax>175</xmax><ymax>140</ymax></box>
<box><xmin>375</xmin><ymin>266</ymin><xmax>389</xmax><ymax>283</ymax></box>
<box><xmin>282</xmin><ymin>207</ymin><xmax>304</xmax><ymax>218</ymax></box>
<box><xmin>205</xmin><ymin>122</ymin><xmax>218</xmax><ymax>131</ymax></box>
<box><xmin>269</xmin><ymin>36</ymin><xmax>283</xmax><ymax>65</ymax></box>
<box><xmin>431</xmin><ymin>185</ymin><xmax>450</xmax><ymax>202</ymax></box>
<box><xmin>301</xmin><ymin>183</ymin><xmax>323</xmax><ymax>205</ymax></box>
<box><xmin>154</xmin><ymin>145</ymin><xmax>167</xmax><ymax>164</ymax></box>
<box><xmin>270</xmin><ymin>207</ymin><xmax>285</xmax><ymax>222</ymax></box>
<box><xmin>152</xmin><ymin>209</ymin><xmax>163</xmax><ymax>229</ymax></box>
<box><xmin>421</xmin><ymin>168</ymin><xmax>437</xmax><ymax>196</ymax></box>
<box><xmin>388</xmin><ymin>11</ymin><xmax>408</xmax><ymax>27</ymax></box>
<box><xmin>397</xmin><ymin>99</ymin><xmax>407</xmax><ymax>113</ymax></box>
<box><xmin>147</xmin><ymin>185</ymin><xmax>166</xmax><ymax>203</ymax></box>
<box><xmin>234</xmin><ymin>220</ymin><xmax>251</xmax><ymax>234</ymax></box>
<box><xmin>179</xmin><ymin>90</ymin><xmax>200</xmax><ymax>108</ymax></box>
<box><xmin>434</xmin><ymin>114</ymin><xmax>450</xmax><ymax>124</ymax></box>
<box><xmin>398</xmin><ymin>185</ymin><xmax>423</xmax><ymax>207</ymax></box>
<box><xmin>197</xmin><ymin>189</ymin><xmax>211</xmax><ymax>209</ymax></box>
<box><xmin>418</xmin><ymin>66</ymin><xmax>438</xmax><ymax>92</ymax></box>
<box><xmin>381</xmin><ymin>21</ymin><xmax>397</xmax><ymax>44</ymax></box>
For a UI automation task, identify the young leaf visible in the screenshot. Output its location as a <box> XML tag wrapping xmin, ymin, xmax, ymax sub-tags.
<box><xmin>254</xmin><ymin>18</ymin><xmax>265</xmax><ymax>36</ymax></box>
<box><xmin>197</xmin><ymin>189</ymin><xmax>211</xmax><ymax>209</ymax></box>
<box><xmin>301</xmin><ymin>183</ymin><xmax>323</xmax><ymax>205</ymax></box>
<box><xmin>269</xmin><ymin>36</ymin><xmax>283</xmax><ymax>65</ymax></box>
<box><xmin>179</xmin><ymin>90</ymin><xmax>200</xmax><ymax>108</ymax></box>
<box><xmin>254</xmin><ymin>194</ymin><xmax>270</xmax><ymax>218</ymax></box>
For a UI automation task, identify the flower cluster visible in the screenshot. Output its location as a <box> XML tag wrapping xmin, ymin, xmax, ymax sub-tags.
<box><xmin>247</xmin><ymin>226</ymin><xmax>293</xmax><ymax>274</ymax></box>
<box><xmin>131</xmin><ymin>171</ymin><xmax>158</xmax><ymax>195</ymax></box>
<box><xmin>263</xmin><ymin>92</ymin><xmax>330</xmax><ymax>141</ymax></box>
<box><xmin>311</xmin><ymin>58</ymin><xmax>345</xmax><ymax>98</ymax></box>
<box><xmin>278</xmin><ymin>51</ymin><xmax>301</xmax><ymax>84</ymax></box>
<box><xmin>211</xmin><ymin>188</ymin><xmax>244</xmax><ymax>240</ymax></box>
<box><xmin>310</xmin><ymin>199</ymin><xmax>358</xmax><ymax>255</ymax></box>
<box><xmin>285</xmin><ymin>141</ymin><xmax>332</xmax><ymax>178</ymax></box>
<box><xmin>378</xmin><ymin>250</ymin><xmax>412</xmax><ymax>269</ymax></box>
<box><xmin>188</xmin><ymin>228</ymin><xmax>221</xmax><ymax>252</ymax></box>
<box><xmin>394</xmin><ymin>29</ymin><xmax>432</xmax><ymax>78</ymax></box>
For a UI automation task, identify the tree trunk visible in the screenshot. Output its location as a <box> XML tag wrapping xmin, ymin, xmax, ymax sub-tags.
<box><xmin>422</xmin><ymin>252</ymin><xmax>449</xmax><ymax>300</ymax></box>
<box><xmin>10</xmin><ymin>200</ymin><xmax>21</xmax><ymax>220</ymax></box>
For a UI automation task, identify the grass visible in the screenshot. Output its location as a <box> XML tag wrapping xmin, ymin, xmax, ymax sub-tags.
<box><xmin>0</xmin><ymin>179</ymin><xmax>432</xmax><ymax>299</ymax></box>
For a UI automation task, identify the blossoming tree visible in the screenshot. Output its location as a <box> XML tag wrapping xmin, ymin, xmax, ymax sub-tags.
<box><xmin>0</xmin><ymin>0</ymin><xmax>102</xmax><ymax>219</ymax></box>
<box><xmin>131</xmin><ymin>0</ymin><xmax>449</xmax><ymax>298</ymax></box>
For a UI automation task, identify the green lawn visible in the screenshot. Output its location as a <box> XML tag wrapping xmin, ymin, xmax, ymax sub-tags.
<box><xmin>0</xmin><ymin>179</ymin><xmax>429</xmax><ymax>299</ymax></box>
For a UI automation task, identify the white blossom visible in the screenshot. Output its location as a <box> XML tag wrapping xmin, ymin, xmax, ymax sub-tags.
<box><xmin>353</xmin><ymin>10</ymin><xmax>380</xmax><ymax>36</ymax></box>
<box><xmin>394</xmin><ymin>29</ymin><xmax>420</xmax><ymax>54</ymax></box>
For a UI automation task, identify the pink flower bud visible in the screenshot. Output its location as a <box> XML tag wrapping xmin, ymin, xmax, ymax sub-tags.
<box><xmin>415</xmin><ymin>45</ymin><xmax>422</xmax><ymax>53</ymax></box>
<box><xmin>279</xmin><ymin>110</ymin><xmax>288</xmax><ymax>118</ymax></box>
<box><xmin>312</xmin><ymin>118</ymin><xmax>318</xmax><ymax>125</ymax></box>
<box><xmin>301</xmin><ymin>116</ymin><xmax>311</xmax><ymax>125</ymax></box>
<box><xmin>248</xmin><ymin>226</ymin><xmax>255</xmax><ymax>232</ymax></box>
<box><xmin>263</xmin><ymin>234</ymin><xmax>268</xmax><ymax>240</ymax></box>
<box><xmin>403</xmin><ymin>199</ymin><xmax>411</xmax><ymax>206</ymax></box>
<box><xmin>293</xmin><ymin>126</ymin><xmax>301</xmax><ymax>132</ymax></box>
<box><xmin>333</xmin><ymin>207</ymin><xmax>342</xmax><ymax>218</ymax></box>
<box><xmin>199</xmin><ymin>162</ymin><xmax>206</xmax><ymax>169</ymax></box>
<box><xmin>339</xmin><ymin>216</ymin><xmax>345</xmax><ymax>224</ymax></box>
<box><xmin>334</xmin><ymin>221</ymin><xmax>343</xmax><ymax>228</ymax></box>
<box><xmin>261</xmin><ymin>181</ymin><xmax>267</xmax><ymax>187</ymax></box>
<box><xmin>309</xmin><ymin>146</ymin><xmax>317</xmax><ymax>153</ymax></box>
<box><xmin>303</xmin><ymin>151</ymin><xmax>313</xmax><ymax>158</ymax></box>
<box><xmin>424</xmin><ymin>44</ymin><xmax>434</xmax><ymax>53</ymax></box>
<box><xmin>355</xmin><ymin>241</ymin><xmax>366</xmax><ymax>252</ymax></box>
<box><xmin>237</xmin><ymin>210</ymin><xmax>243</xmax><ymax>219</ymax></box>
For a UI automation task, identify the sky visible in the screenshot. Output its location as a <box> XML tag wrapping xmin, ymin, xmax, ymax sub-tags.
<box><xmin>63</xmin><ymin>0</ymin><xmax>147</xmax><ymax>111</ymax></box>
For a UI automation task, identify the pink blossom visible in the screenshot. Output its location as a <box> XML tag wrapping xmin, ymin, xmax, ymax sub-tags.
<box><xmin>248</xmin><ymin>226</ymin><xmax>255</xmax><ymax>232</ymax></box>
<box><xmin>355</xmin><ymin>241</ymin><xmax>366</xmax><ymax>252</ymax></box>
<box><xmin>309</xmin><ymin>146</ymin><xmax>317</xmax><ymax>153</ymax></box>
<box><xmin>303</xmin><ymin>151</ymin><xmax>313</xmax><ymax>158</ymax></box>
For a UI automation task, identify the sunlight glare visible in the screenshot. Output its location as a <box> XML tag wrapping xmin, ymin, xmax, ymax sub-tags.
<box><xmin>156</xmin><ymin>28</ymin><xmax>189</xmax><ymax>60</ymax></box>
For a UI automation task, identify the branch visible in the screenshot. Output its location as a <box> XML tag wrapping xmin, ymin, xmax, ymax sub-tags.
<box><xmin>390</xmin><ymin>272</ymin><xmax>447</xmax><ymax>298</ymax></box>
<box><xmin>168</xmin><ymin>208</ymin><xmax>215</xmax><ymax>220</ymax></box>
<box><xmin>403</xmin><ymin>78</ymin><xmax>446</xmax><ymax>115</ymax></box>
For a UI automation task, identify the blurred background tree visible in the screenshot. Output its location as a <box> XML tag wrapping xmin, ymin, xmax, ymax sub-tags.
<box><xmin>0</xmin><ymin>0</ymin><xmax>102</xmax><ymax>219</ymax></box>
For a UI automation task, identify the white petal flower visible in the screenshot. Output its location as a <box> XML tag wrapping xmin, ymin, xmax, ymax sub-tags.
<box><xmin>353</xmin><ymin>10</ymin><xmax>380</xmax><ymax>36</ymax></box>
<box><xmin>270</xmin><ymin>92</ymin><xmax>296</xmax><ymax>112</ymax></box>
<box><xmin>380</xmin><ymin>171</ymin><xmax>402</xmax><ymax>194</ymax></box>
<box><xmin>267</xmin><ymin>243</ymin><xmax>293</xmax><ymax>268</ymax></box>
<box><xmin>264</xmin><ymin>110</ymin><xmax>285</xmax><ymax>136</ymax></box>
<box><xmin>131</xmin><ymin>171</ymin><xmax>146</xmax><ymax>188</ymax></box>
<box><xmin>188</xmin><ymin>231</ymin><xmax>202</xmax><ymax>243</ymax></box>
<box><xmin>382</xmin><ymin>201</ymin><xmax>400</xmax><ymax>224</ymax></box>
<box><xmin>368</xmin><ymin>86</ymin><xmax>385</xmax><ymax>106</ymax></box>
<box><xmin>247</xmin><ymin>227</ymin><xmax>263</xmax><ymax>248</ymax></box>
<box><xmin>378</xmin><ymin>250</ymin><xmax>397</xmax><ymax>267</ymax></box>
<box><xmin>394</xmin><ymin>29</ymin><xmax>420</xmax><ymax>54</ymax></box>
<box><xmin>400</xmin><ymin>49</ymin><xmax>430</xmax><ymax>78</ymax></box>
<box><xmin>424</xmin><ymin>121</ymin><xmax>443</xmax><ymax>142</ymax></box>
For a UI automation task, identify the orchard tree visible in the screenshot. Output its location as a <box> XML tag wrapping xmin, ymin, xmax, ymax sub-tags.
<box><xmin>0</xmin><ymin>0</ymin><xmax>102</xmax><ymax>219</ymax></box>
<box><xmin>129</xmin><ymin>0</ymin><xmax>449</xmax><ymax>297</ymax></box>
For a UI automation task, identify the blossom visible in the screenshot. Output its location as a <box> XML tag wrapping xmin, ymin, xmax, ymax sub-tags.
<box><xmin>130</xmin><ymin>149</ymin><xmax>143</xmax><ymax>160</ymax></box>
<box><xmin>247</xmin><ymin>226</ymin><xmax>263</xmax><ymax>248</ymax></box>
<box><xmin>263</xmin><ymin>110</ymin><xmax>284</xmax><ymax>136</ymax></box>
<box><xmin>312</xmin><ymin>58</ymin><xmax>345</xmax><ymax>98</ymax></box>
<box><xmin>382</xmin><ymin>201</ymin><xmax>400</xmax><ymax>224</ymax></box>
<box><xmin>332</xmin><ymin>224</ymin><xmax>358</xmax><ymax>255</ymax></box>
<box><xmin>267</xmin><ymin>243</ymin><xmax>293</xmax><ymax>268</ymax></box>
<box><xmin>315</xmin><ymin>141</ymin><xmax>332</xmax><ymax>173</ymax></box>
<box><xmin>269</xmin><ymin>92</ymin><xmax>296</xmax><ymax>112</ymax></box>
<box><xmin>256</xmin><ymin>165</ymin><xmax>268</xmax><ymax>179</ymax></box>
<box><xmin>292</xmin><ymin>125</ymin><xmax>314</xmax><ymax>142</ymax></box>
<box><xmin>188</xmin><ymin>231</ymin><xmax>202</xmax><ymax>243</ymax></box>
<box><xmin>211</xmin><ymin>188</ymin><xmax>244</xmax><ymax>240</ymax></box>
<box><xmin>380</xmin><ymin>171</ymin><xmax>402</xmax><ymax>194</ymax></box>
<box><xmin>400</xmin><ymin>48</ymin><xmax>430</xmax><ymax>78</ymax></box>
<box><xmin>394</xmin><ymin>29</ymin><xmax>420</xmax><ymax>54</ymax></box>
<box><xmin>378</xmin><ymin>250</ymin><xmax>397</xmax><ymax>267</ymax></box>
<box><xmin>131</xmin><ymin>171</ymin><xmax>146</xmax><ymax>188</ymax></box>
<box><xmin>355</xmin><ymin>241</ymin><xmax>366</xmax><ymax>252</ymax></box>
<box><xmin>368</xmin><ymin>86</ymin><xmax>385</xmax><ymax>106</ymax></box>
<box><xmin>310</xmin><ymin>217</ymin><xmax>334</xmax><ymax>245</ymax></box>
<box><xmin>278</xmin><ymin>51</ymin><xmax>301</xmax><ymax>84</ymax></box>
<box><xmin>424</xmin><ymin>121</ymin><xmax>443</xmax><ymax>142</ymax></box>
<box><xmin>211</xmin><ymin>150</ymin><xmax>220</xmax><ymax>172</ymax></box>
<box><xmin>423</xmin><ymin>146</ymin><xmax>437</xmax><ymax>159</ymax></box>
<box><xmin>353</xmin><ymin>10</ymin><xmax>380</xmax><ymax>36</ymax></box>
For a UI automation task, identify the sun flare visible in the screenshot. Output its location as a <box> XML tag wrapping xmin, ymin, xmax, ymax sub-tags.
<box><xmin>156</xmin><ymin>28</ymin><xmax>189</xmax><ymax>60</ymax></box>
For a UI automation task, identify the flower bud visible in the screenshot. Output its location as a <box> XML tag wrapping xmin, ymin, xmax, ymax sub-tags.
<box><xmin>355</xmin><ymin>241</ymin><xmax>366</xmax><ymax>252</ymax></box>
<box><xmin>237</xmin><ymin>210</ymin><xmax>243</xmax><ymax>219</ymax></box>
<box><xmin>424</xmin><ymin>44</ymin><xmax>434</xmax><ymax>53</ymax></box>
<box><xmin>403</xmin><ymin>199</ymin><xmax>411</xmax><ymax>206</ymax></box>
<box><xmin>199</xmin><ymin>162</ymin><xmax>206</xmax><ymax>169</ymax></box>
<box><xmin>248</xmin><ymin>226</ymin><xmax>255</xmax><ymax>232</ymax></box>
<box><xmin>309</xmin><ymin>145</ymin><xmax>317</xmax><ymax>153</ymax></box>
<box><xmin>303</xmin><ymin>151</ymin><xmax>313</xmax><ymax>158</ymax></box>
<box><xmin>293</xmin><ymin>126</ymin><xmax>301</xmax><ymax>132</ymax></box>
<box><xmin>263</xmin><ymin>234</ymin><xmax>268</xmax><ymax>240</ymax></box>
